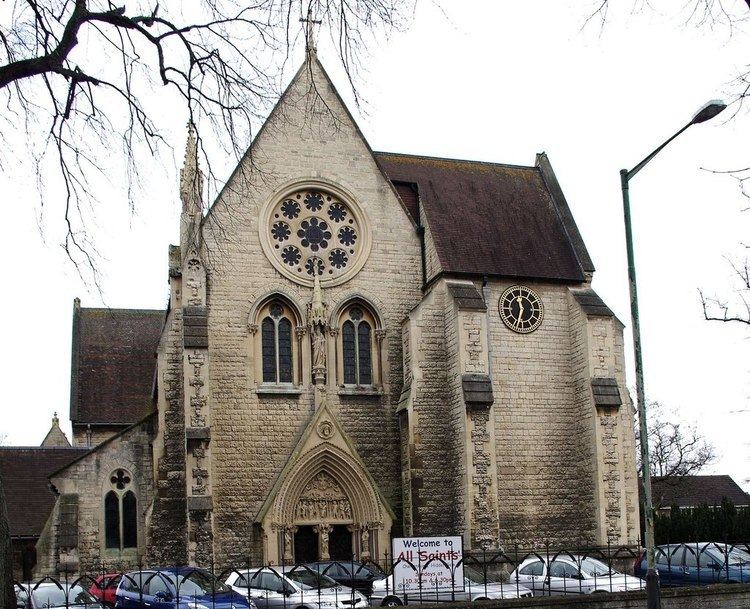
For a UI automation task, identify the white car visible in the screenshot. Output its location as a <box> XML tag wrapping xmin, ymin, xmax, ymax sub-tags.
<box><xmin>511</xmin><ymin>555</ymin><xmax>645</xmax><ymax>595</ymax></box>
<box><xmin>369</xmin><ymin>567</ymin><xmax>532</xmax><ymax>606</ymax></box>
<box><xmin>15</xmin><ymin>583</ymin><xmax>104</xmax><ymax>609</ymax></box>
<box><xmin>225</xmin><ymin>567</ymin><xmax>368</xmax><ymax>609</ymax></box>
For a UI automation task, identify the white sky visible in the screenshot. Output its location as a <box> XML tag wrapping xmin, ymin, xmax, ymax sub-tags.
<box><xmin>1</xmin><ymin>1</ymin><xmax>748</xmax><ymax>489</ymax></box>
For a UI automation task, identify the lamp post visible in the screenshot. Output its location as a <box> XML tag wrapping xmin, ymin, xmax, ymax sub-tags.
<box><xmin>620</xmin><ymin>99</ymin><xmax>726</xmax><ymax>609</ymax></box>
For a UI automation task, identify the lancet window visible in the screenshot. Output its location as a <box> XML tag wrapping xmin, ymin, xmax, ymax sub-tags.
<box><xmin>251</xmin><ymin>296</ymin><xmax>303</xmax><ymax>388</ymax></box>
<box><xmin>335</xmin><ymin>302</ymin><xmax>382</xmax><ymax>388</ymax></box>
<box><xmin>262</xmin><ymin>303</ymin><xmax>294</xmax><ymax>383</ymax></box>
<box><xmin>104</xmin><ymin>469</ymin><xmax>137</xmax><ymax>551</ymax></box>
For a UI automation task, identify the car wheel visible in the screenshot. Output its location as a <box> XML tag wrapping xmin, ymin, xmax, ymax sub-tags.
<box><xmin>381</xmin><ymin>596</ymin><xmax>403</xmax><ymax>606</ymax></box>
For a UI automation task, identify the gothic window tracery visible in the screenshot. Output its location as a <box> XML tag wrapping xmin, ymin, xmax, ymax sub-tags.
<box><xmin>104</xmin><ymin>469</ymin><xmax>137</xmax><ymax>551</ymax></box>
<box><xmin>336</xmin><ymin>303</ymin><xmax>380</xmax><ymax>387</ymax></box>
<box><xmin>261</xmin><ymin>302</ymin><xmax>294</xmax><ymax>384</ymax></box>
<box><xmin>263</xmin><ymin>187</ymin><xmax>367</xmax><ymax>285</ymax></box>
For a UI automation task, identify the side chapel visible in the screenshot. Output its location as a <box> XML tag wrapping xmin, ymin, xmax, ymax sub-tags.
<box><xmin>32</xmin><ymin>52</ymin><xmax>640</xmax><ymax>575</ymax></box>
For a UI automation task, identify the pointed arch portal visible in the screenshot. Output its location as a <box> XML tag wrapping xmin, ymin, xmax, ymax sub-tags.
<box><xmin>258</xmin><ymin>407</ymin><xmax>393</xmax><ymax>563</ymax></box>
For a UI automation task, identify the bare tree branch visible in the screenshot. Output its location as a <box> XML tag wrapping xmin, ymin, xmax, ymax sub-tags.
<box><xmin>636</xmin><ymin>401</ymin><xmax>717</xmax><ymax>481</ymax></box>
<box><xmin>0</xmin><ymin>1</ymin><xmax>414</xmax><ymax>285</ymax></box>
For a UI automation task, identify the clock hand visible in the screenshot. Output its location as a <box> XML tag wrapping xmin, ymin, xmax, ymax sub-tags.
<box><xmin>516</xmin><ymin>296</ymin><xmax>525</xmax><ymax>321</ymax></box>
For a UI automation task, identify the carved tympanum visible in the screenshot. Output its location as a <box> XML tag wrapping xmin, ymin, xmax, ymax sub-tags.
<box><xmin>294</xmin><ymin>472</ymin><xmax>352</xmax><ymax>522</ymax></box>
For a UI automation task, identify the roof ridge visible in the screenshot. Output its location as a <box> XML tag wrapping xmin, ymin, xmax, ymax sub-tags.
<box><xmin>373</xmin><ymin>150</ymin><xmax>537</xmax><ymax>171</ymax></box>
<box><xmin>79</xmin><ymin>307</ymin><xmax>165</xmax><ymax>314</ymax></box>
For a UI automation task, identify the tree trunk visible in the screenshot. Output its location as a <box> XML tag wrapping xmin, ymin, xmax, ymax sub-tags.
<box><xmin>0</xmin><ymin>471</ymin><xmax>14</xmax><ymax>609</ymax></box>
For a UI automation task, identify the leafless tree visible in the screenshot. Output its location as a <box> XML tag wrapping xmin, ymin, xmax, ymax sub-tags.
<box><xmin>0</xmin><ymin>1</ymin><xmax>412</xmax><ymax>285</ymax></box>
<box><xmin>583</xmin><ymin>2</ymin><xmax>750</xmax><ymax>329</ymax></box>
<box><xmin>699</xmin><ymin>168</ymin><xmax>749</xmax><ymax>326</ymax></box>
<box><xmin>637</xmin><ymin>401</ymin><xmax>717</xmax><ymax>481</ymax></box>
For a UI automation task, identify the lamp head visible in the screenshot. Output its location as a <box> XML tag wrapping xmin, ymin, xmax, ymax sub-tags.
<box><xmin>691</xmin><ymin>100</ymin><xmax>726</xmax><ymax>124</ymax></box>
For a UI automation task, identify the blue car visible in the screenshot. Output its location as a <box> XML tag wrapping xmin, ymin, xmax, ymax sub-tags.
<box><xmin>115</xmin><ymin>567</ymin><xmax>254</xmax><ymax>609</ymax></box>
<box><xmin>635</xmin><ymin>543</ymin><xmax>750</xmax><ymax>586</ymax></box>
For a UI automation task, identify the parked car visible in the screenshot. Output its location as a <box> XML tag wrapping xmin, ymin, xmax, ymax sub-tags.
<box><xmin>225</xmin><ymin>566</ymin><xmax>368</xmax><ymax>609</ymax></box>
<box><xmin>303</xmin><ymin>562</ymin><xmax>385</xmax><ymax>595</ymax></box>
<box><xmin>511</xmin><ymin>555</ymin><xmax>645</xmax><ymax>595</ymax></box>
<box><xmin>369</xmin><ymin>566</ymin><xmax>532</xmax><ymax>605</ymax></box>
<box><xmin>115</xmin><ymin>567</ymin><xmax>253</xmax><ymax>609</ymax></box>
<box><xmin>16</xmin><ymin>583</ymin><xmax>104</xmax><ymax>608</ymax></box>
<box><xmin>89</xmin><ymin>574</ymin><xmax>122</xmax><ymax>607</ymax></box>
<box><xmin>634</xmin><ymin>543</ymin><xmax>750</xmax><ymax>586</ymax></box>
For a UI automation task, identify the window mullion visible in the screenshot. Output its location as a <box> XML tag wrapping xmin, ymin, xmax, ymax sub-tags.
<box><xmin>274</xmin><ymin>318</ymin><xmax>280</xmax><ymax>383</ymax></box>
<box><xmin>119</xmin><ymin>493</ymin><xmax>124</xmax><ymax>552</ymax></box>
<box><xmin>354</xmin><ymin>320</ymin><xmax>360</xmax><ymax>385</ymax></box>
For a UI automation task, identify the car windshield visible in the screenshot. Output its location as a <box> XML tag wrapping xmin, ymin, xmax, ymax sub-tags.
<box><xmin>463</xmin><ymin>566</ymin><xmax>502</xmax><ymax>584</ymax></box>
<box><xmin>579</xmin><ymin>558</ymin><xmax>616</xmax><ymax>577</ymax></box>
<box><xmin>285</xmin><ymin>570</ymin><xmax>339</xmax><ymax>590</ymax></box>
<box><xmin>171</xmin><ymin>571</ymin><xmax>231</xmax><ymax>596</ymax></box>
<box><xmin>707</xmin><ymin>547</ymin><xmax>750</xmax><ymax>567</ymax></box>
<box><xmin>31</xmin><ymin>585</ymin><xmax>99</xmax><ymax>607</ymax></box>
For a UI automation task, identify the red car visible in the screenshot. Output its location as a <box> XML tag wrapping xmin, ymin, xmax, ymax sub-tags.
<box><xmin>89</xmin><ymin>574</ymin><xmax>121</xmax><ymax>607</ymax></box>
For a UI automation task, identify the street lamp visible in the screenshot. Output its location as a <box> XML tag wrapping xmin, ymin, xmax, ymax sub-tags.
<box><xmin>620</xmin><ymin>99</ymin><xmax>726</xmax><ymax>609</ymax></box>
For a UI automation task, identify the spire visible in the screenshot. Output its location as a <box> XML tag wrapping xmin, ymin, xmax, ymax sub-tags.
<box><xmin>180</xmin><ymin>121</ymin><xmax>204</xmax><ymax>215</ymax></box>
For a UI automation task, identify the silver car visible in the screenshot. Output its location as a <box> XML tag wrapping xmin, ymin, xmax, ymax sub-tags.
<box><xmin>225</xmin><ymin>567</ymin><xmax>368</xmax><ymax>609</ymax></box>
<box><xmin>16</xmin><ymin>583</ymin><xmax>104</xmax><ymax>609</ymax></box>
<box><xmin>370</xmin><ymin>567</ymin><xmax>532</xmax><ymax>605</ymax></box>
<box><xmin>511</xmin><ymin>555</ymin><xmax>645</xmax><ymax>595</ymax></box>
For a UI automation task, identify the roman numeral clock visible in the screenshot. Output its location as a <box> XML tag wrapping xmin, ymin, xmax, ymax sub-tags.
<box><xmin>499</xmin><ymin>285</ymin><xmax>544</xmax><ymax>334</ymax></box>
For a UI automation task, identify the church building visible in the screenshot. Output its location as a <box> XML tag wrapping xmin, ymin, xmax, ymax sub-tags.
<box><xmin>29</xmin><ymin>54</ymin><xmax>640</xmax><ymax>576</ymax></box>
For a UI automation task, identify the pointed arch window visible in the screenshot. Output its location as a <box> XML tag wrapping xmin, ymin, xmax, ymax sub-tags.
<box><xmin>261</xmin><ymin>303</ymin><xmax>294</xmax><ymax>383</ymax></box>
<box><xmin>104</xmin><ymin>469</ymin><xmax>137</xmax><ymax>551</ymax></box>
<box><xmin>337</xmin><ymin>303</ymin><xmax>381</xmax><ymax>388</ymax></box>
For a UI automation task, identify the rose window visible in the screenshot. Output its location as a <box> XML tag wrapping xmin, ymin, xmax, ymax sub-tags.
<box><xmin>264</xmin><ymin>187</ymin><xmax>367</xmax><ymax>285</ymax></box>
<box><xmin>298</xmin><ymin>217</ymin><xmax>331</xmax><ymax>251</ymax></box>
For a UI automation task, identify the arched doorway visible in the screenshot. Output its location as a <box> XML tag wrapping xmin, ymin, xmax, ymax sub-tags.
<box><xmin>258</xmin><ymin>408</ymin><xmax>393</xmax><ymax>564</ymax></box>
<box><xmin>291</xmin><ymin>471</ymin><xmax>354</xmax><ymax>561</ymax></box>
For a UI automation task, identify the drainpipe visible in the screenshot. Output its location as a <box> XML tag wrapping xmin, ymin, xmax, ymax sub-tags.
<box><xmin>482</xmin><ymin>276</ymin><xmax>493</xmax><ymax>376</ymax></box>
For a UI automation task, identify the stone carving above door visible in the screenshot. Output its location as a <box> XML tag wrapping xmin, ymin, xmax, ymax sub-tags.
<box><xmin>294</xmin><ymin>472</ymin><xmax>352</xmax><ymax>522</ymax></box>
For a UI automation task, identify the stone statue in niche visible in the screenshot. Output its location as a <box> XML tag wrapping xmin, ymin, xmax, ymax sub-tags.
<box><xmin>307</xmin><ymin>275</ymin><xmax>328</xmax><ymax>384</ymax></box>
<box><xmin>312</xmin><ymin>328</ymin><xmax>326</xmax><ymax>369</ymax></box>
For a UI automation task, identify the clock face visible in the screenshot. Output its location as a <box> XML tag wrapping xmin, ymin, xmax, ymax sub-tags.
<box><xmin>499</xmin><ymin>286</ymin><xmax>544</xmax><ymax>334</ymax></box>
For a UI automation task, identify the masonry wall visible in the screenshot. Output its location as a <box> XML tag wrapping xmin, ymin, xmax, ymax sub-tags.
<box><xmin>198</xmin><ymin>58</ymin><xmax>422</xmax><ymax>563</ymax></box>
<box><xmin>45</xmin><ymin>421</ymin><xmax>155</xmax><ymax>575</ymax></box>
<box><xmin>488</xmin><ymin>280</ymin><xmax>599</xmax><ymax>546</ymax></box>
<box><xmin>71</xmin><ymin>427</ymin><xmax>124</xmax><ymax>448</ymax></box>
<box><xmin>405</xmin><ymin>585</ymin><xmax>750</xmax><ymax>609</ymax></box>
<box><xmin>146</xmin><ymin>307</ymin><xmax>189</xmax><ymax>565</ymax></box>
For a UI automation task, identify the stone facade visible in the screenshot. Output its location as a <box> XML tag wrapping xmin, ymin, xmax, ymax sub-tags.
<box><xmin>33</xmin><ymin>53</ymin><xmax>640</xmax><ymax>573</ymax></box>
<box><xmin>36</xmin><ymin>420</ymin><xmax>155</xmax><ymax>577</ymax></box>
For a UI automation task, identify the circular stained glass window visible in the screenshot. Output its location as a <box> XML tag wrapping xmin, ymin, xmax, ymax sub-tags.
<box><xmin>262</xmin><ymin>185</ymin><xmax>369</xmax><ymax>286</ymax></box>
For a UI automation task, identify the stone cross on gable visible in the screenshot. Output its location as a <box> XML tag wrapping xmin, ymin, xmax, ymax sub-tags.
<box><xmin>300</xmin><ymin>6</ymin><xmax>321</xmax><ymax>54</ymax></box>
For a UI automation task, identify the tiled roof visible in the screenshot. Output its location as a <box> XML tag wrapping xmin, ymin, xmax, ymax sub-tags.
<box><xmin>0</xmin><ymin>447</ymin><xmax>89</xmax><ymax>537</ymax></box>
<box><xmin>70</xmin><ymin>306</ymin><xmax>164</xmax><ymax>426</ymax></box>
<box><xmin>571</xmin><ymin>288</ymin><xmax>615</xmax><ymax>317</ymax></box>
<box><xmin>375</xmin><ymin>151</ymin><xmax>594</xmax><ymax>282</ymax></box>
<box><xmin>652</xmin><ymin>475</ymin><xmax>750</xmax><ymax>508</ymax></box>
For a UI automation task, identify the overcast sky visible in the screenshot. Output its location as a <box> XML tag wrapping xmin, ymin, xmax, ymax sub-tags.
<box><xmin>1</xmin><ymin>1</ymin><xmax>748</xmax><ymax>489</ymax></box>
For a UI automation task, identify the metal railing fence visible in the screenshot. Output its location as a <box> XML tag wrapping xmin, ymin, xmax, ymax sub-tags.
<box><xmin>13</xmin><ymin>539</ymin><xmax>750</xmax><ymax>608</ymax></box>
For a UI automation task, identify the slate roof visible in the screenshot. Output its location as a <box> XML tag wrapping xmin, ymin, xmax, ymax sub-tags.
<box><xmin>70</xmin><ymin>306</ymin><xmax>164</xmax><ymax>426</ymax></box>
<box><xmin>0</xmin><ymin>447</ymin><xmax>89</xmax><ymax>537</ymax></box>
<box><xmin>652</xmin><ymin>475</ymin><xmax>750</xmax><ymax>509</ymax></box>
<box><xmin>375</xmin><ymin>151</ymin><xmax>594</xmax><ymax>282</ymax></box>
<box><xmin>571</xmin><ymin>288</ymin><xmax>616</xmax><ymax>317</ymax></box>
